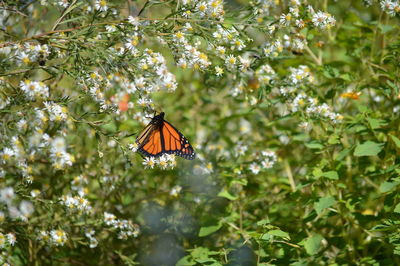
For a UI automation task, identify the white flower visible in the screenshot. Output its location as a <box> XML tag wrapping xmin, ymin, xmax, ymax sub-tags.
<box><xmin>58</xmin><ymin>0</ymin><xmax>69</xmax><ymax>8</ymax></box>
<box><xmin>0</xmin><ymin>187</ymin><xmax>14</xmax><ymax>204</ymax></box>
<box><xmin>1</xmin><ymin>147</ymin><xmax>15</xmax><ymax>162</ymax></box>
<box><xmin>312</xmin><ymin>11</ymin><xmax>336</xmax><ymax>29</ymax></box>
<box><xmin>51</xmin><ymin>137</ymin><xmax>66</xmax><ymax>153</ymax></box>
<box><xmin>31</xmin><ymin>189</ymin><xmax>41</xmax><ymax>197</ymax></box>
<box><xmin>157</xmin><ymin>155</ymin><xmax>169</xmax><ymax>169</ymax></box>
<box><xmin>170</xmin><ymin>185</ymin><xmax>182</xmax><ymax>197</ymax></box>
<box><xmin>128</xmin><ymin>143</ymin><xmax>138</xmax><ymax>152</ymax></box>
<box><xmin>173</xmin><ymin>31</ymin><xmax>186</xmax><ymax>43</ymax></box>
<box><xmin>215</xmin><ymin>66</ymin><xmax>224</xmax><ymax>76</ymax></box>
<box><xmin>125</xmin><ymin>35</ymin><xmax>140</xmax><ymax>51</ymax></box>
<box><xmin>279</xmin><ymin>13</ymin><xmax>292</xmax><ymax>26</ymax></box>
<box><xmin>0</xmin><ymin>233</ymin><xmax>6</xmax><ymax>248</ymax></box>
<box><xmin>44</xmin><ymin>102</ymin><xmax>68</xmax><ymax>122</ymax></box>
<box><xmin>105</xmin><ymin>25</ymin><xmax>117</xmax><ymax>32</ymax></box>
<box><xmin>19</xmin><ymin>200</ymin><xmax>34</xmax><ymax>218</ymax></box>
<box><xmin>50</xmin><ymin>230</ymin><xmax>68</xmax><ymax>246</ymax></box>
<box><xmin>225</xmin><ymin>55</ymin><xmax>237</xmax><ymax>68</ymax></box>
<box><xmin>104</xmin><ymin>212</ymin><xmax>117</xmax><ymax>225</ymax></box>
<box><xmin>89</xmin><ymin>236</ymin><xmax>98</xmax><ymax>248</ymax></box>
<box><xmin>249</xmin><ymin>163</ymin><xmax>261</xmax><ymax>174</ymax></box>
<box><xmin>234</xmin><ymin>143</ymin><xmax>248</xmax><ymax>156</ymax></box>
<box><xmin>95</xmin><ymin>0</ymin><xmax>108</xmax><ymax>12</ymax></box>
<box><xmin>16</xmin><ymin>51</ymin><xmax>33</xmax><ymax>64</ymax></box>
<box><xmin>6</xmin><ymin>233</ymin><xmax>16</xmax><ymax>246</ymax></box>
<box><xmin>128</xmin><ymin>15</ymin><xmax>140</xmax><ymax>26</ymax></box>
<box><xmin>19</xmin><ymin>80</ymin><xmax>49</xmax><ymax>100</ymax></box>
<box><xmin>142</xmin><ymin>157</ymin><xmax>156</xmax><ymax>169</ymax></box>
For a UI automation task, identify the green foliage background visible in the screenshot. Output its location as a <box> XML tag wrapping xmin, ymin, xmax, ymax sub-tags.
<box><xmin>1</xmin><ymin>0</ymin><xmax>400</xmax><ymax>265</ymax></box>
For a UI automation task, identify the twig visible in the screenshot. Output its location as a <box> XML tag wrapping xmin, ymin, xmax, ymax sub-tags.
<box><xmin>0</xmin><ymin>17</ymin><xmax>268</xmax><ymax>48</ymax></box>
<box><xmin>304</xmin><ymin>46</ymin><xmax>322</xmax><ymax>66</ymax></box>
<box><xmin>284</xmin><ymin>159</ymin><xmax>296</xmax><ymax>192</ymax></box>
<box><xmin>52</xmin><ymin>0</ymin><xmax>79</xmax><ymax>31</ymax></box>
<box><xmin>137</xmin><ymin>0</ymin><xmax>150</xmax><ymax>16</ymax></box>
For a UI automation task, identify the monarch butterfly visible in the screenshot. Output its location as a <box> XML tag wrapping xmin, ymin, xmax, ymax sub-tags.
<box><xmin>136</xmin><ymin>112</ymin><xmax>196</xmax><ymax>160</ymax></box>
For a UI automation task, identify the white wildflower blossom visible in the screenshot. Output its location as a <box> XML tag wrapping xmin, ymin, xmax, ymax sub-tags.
<box><xmin>50</xmin><ymin>230</ymin><xmax>68</xmax><ymax>246</ymax></box>
<box><xmin>312</xmin><ymin>11</ymin><xmax>336</xmax><ymax>29</ymax></box>
<box><xmin>249</xmin><ymin>163</ymin><xmax>261</xmax><ymax>174</ymax></box>
<box><xmin>19</xmin><ymin>80</ymin><xmax>49</xmax><ymax>100</ymax></box>
<box><xmin>95</xmin><ymin>0</ymin><xmax>108</xmax><ymax>12</ymax></box>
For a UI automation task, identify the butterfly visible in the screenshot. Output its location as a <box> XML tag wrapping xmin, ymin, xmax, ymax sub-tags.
<box><xmin>136</xmin><ymin>112</ymin><xmax>196</xmax><ymax>160</ymax></box>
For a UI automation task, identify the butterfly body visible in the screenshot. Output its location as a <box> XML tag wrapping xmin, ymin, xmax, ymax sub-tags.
<box><xmin>136</xmin><ymin>112</ymin><xmax>196</xmax><ymax>160</ymax></box>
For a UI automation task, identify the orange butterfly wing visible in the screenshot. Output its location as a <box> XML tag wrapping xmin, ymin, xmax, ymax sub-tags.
<box><xmin>136</xmin><ymin>113</ymin><xmax>196</xmax><ymax>160</ymax></box>
<box><xmin>160</xmin><ymin>120</ymin><xmax>195</xmax><ymax>160</ymax></box>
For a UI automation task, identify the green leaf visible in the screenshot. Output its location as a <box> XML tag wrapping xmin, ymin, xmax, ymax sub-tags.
<box><xmin>379</xmin><ymin>181</ymin><xmax>400</xmax><ymax>193</ymax></box>
<box><xmin>304</xmin><ymin>234</ymin><xmax>324</xmax><ymax>255</ymax></box>
<box><xmin>314</xmin><ymin>196</ymin><xmax>336</xmax><ymax>215</ymax></box>
<box><xmin>190</xmin><ymin>247</ymin><xmax>219</xmax><ymax>259</ymax></box>
<box><xmin>217</xmin><ymin>189</ymin><xmax>237</xmax><ymax>201</ymax></box>
<box><xmin>313</xmin><ymin>170</ymin><xmax>339</xmax><ymax>180</ymax></box>
<box><xmin>339</xmin><ymin>73</ymin><xmax>352</xmax><ymax>81</ymax></box>
<box><xmin>176</xmin><ymin>256</ymin><xmax>196</xmax><ymax>266</ymax></box>
<box><xmin>354</xmin><ymin>141</ymin><xmax>384</xmax><ymax>156</ymax></box>
<box><xmin>305</xmin><ymin>142</ymin><xmax>324</xmax><ymax>150</ymax></box>
<box><xmin>231</xmin><ymin>179</ymin><xmax>248</xmax><ymax>186</ymax></box>
<box><xmin>394</xmin><ymin>203</ymin><xmax>400</xmax><ymax>213</ymax></box>
<box><xmin>256</xmin><ymin>219</ymin><xmax>270</xmax><ymax>226</ymax></box>
<box><xmin>389</xmin><ymin>134</ymin><xmax>400</xmax><ymax>148</ymax></box>
<box><xmin>198</xmin><ymin>223</ymin><xmax>222</xmax><ymax>237</ymax></box>
<box><xmin>195</xmin><ymin>258</ymin><xmax>220</xmax><ymax>265</ymax></box>
<box><xmin>334</xmin><ymin>148</ymin><xmax>351</xmax><ymax>161</ymax></box>
<box><xmin>312</xmin><ymin>168</ymin><xmax>323</xmax><ymax>178</ymax></box>
<box><xmin>328</xmin><ymin>134</ymin><xmax>340</xmax><ymax>145</ymax></box>
<box><xmin>115</xmin><ymin>251</ymin><xmax>139</xmax><ymax>265</ymax></box>
<box><xmin>379</xmin><ymin>24</ymin><xmax>395</xmax><ymax>33</ymax></box>
<box><xmin>321</xmin><ymin>171</ymin><xmax>339</xmax><ymax>180</ymax></box>
<box><xmin>101</xmin><ymin>122</ymin><xmax>117</xmax><ymax>133</ymax></box>
<box><xmin>367</xmin><ymin>118</ymin><xmax>387</xmax><ymax>129</ymax></box>
<box><xmin>265</xmin><ymin>229</ymin><xmax>290</xmax><ymax>240</ymax></box>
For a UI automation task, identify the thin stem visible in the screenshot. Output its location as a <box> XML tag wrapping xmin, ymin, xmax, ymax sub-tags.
<box><xmin>284</xmin><ymin>159</ymin><xmax>296</xmax><ymax>192</ymax></box>
<box><xmin>52</xmin><ymin>0</ymin><xmax>79</xmax><ymax>31</ymax></box>
<box><xmin>304</xmin><ymin>46</ymin><xmax>322</xmax><ymax>66</ymax></box>
<box><xmin>137</xmin><ymin>0</ymin><xmax>150</xmax><ymax>16</ymax></box>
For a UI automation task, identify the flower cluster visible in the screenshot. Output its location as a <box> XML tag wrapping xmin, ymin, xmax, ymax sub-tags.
<box><xmin>180</xmin><ymin>0</ymin><xmax>225</xmax><ymax>20</ymax></box>
<box><xmin>84</xmin><ymin>229</ymin><xmax>98</xmax><ymax>248</ymax></box>
<box><xmin>212</xmin><ymin>25</ymin><xmax>246</xmax><ymax>51</ymax></box>
<box><xmin>0</xmin><ymin>232</ymin><xmax>16</xmax><ymax>248</ymax></box>
<box><xmin>0</xmin><ymin>187</ymin><xmax>35</xmax><ymax>221</ymax></box>
<box><xmin>38</xmin><ymin>229</ymin><xmax>68</xmax><ymax>246</ymax></box>
<box><xmin>289</xmin><ymin>92</ymin><xmax>342</xmax><ymax>123</ymax></box>
<box><xmin>311</xmin><ymin>11</ymin><xmax>336</xmax><ymax>29</ymax></box>
<box><xmin>71</xmin><ymin>175</ymin><xmax>89</xmax><ymax>195</ymax></box>
<box><xmin>59</xmin><ymin>195</ymin><xmax>92</xmax><ymax>214</ymax></box>
<box><xmin>104</xmin><ymin>212</ymin><xmax>140</xmax><ymax>240</ymax></box>
<box><xmin>380</xmin><ymin>0</ymin><xmax>400</xmax><ymax>16</ymax></box>
<box><xmin>44</xmin><ymin>102</ymin><xmax>68</xmax><ymax>122</ymax></box>
<box><xmin>15</xmin><ymin>43</ymin><xmax>50</xmax><ymax>65</ymax></box>
<box><xmin>141</xmin><ymin>154</ymin><xmax>177</xmax><ymax>170</ymax></box>
<box><xmin>49</xmin><ymin>137</ymin><xmax>74</xmax><ymax>169</ymax></box>
<box><xmin>287</xmin><ymin>65</ymin><xmax>314</xmax><ymax>85</ymax></box>
<box><xmin>249</xmin><ymin>150</ymin><xmax>277</xmax><ymax>175</ymax></box>
<box><xmin>19</xmin><ymin>80</ymin><xmax>49</xmax><ymax>100</ymax></box>
<box><xmin>175</xmin><ymin>42</ymin><xmax>211</xmax><ymax>70</ymax></box>
<box><xmin>256</xmin><ymin>64</ymin><xmax>277</xmax><ymax>84</ymax></box>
